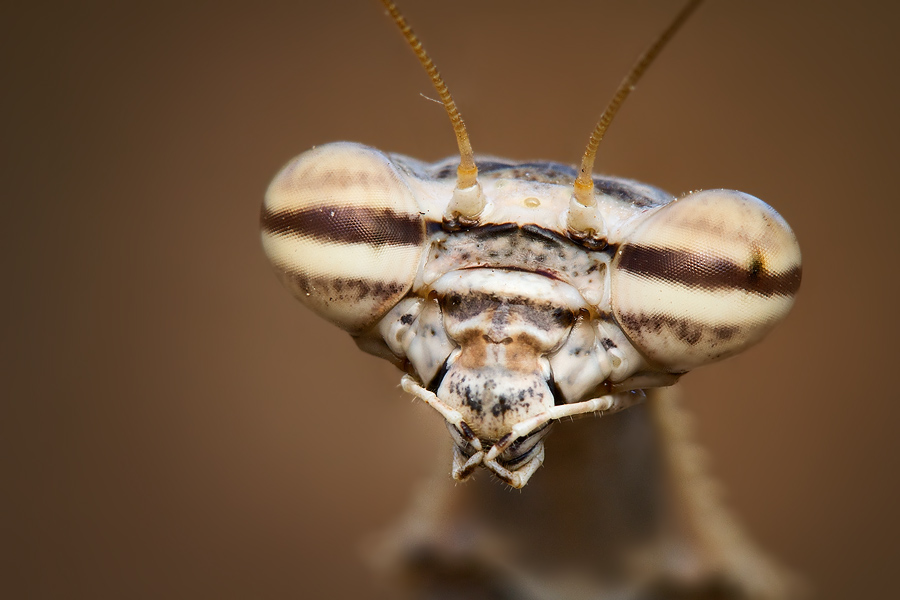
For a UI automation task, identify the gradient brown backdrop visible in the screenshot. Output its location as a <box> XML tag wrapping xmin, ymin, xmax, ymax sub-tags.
<box><xmin>4</xmin><ymin>1</ymin><xmax>898</xmax><ymax>598</ymax></box>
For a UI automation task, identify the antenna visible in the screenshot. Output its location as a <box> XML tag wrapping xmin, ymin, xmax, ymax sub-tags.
<box><xmin>568</xmin><ymin>0</ymin><xmax>704</xmax><ymax>240</ymax></box>
<box><xmin>380</xmin><ymin>0</ymin><xmax>485</xmax><ymax>224</ymax></box>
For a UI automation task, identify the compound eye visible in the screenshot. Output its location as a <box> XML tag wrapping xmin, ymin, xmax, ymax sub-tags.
<box><xmin>260</xmin><ymin>142</ymin><xmax>426</xmax><ymax>334</ymax></box>
<box><xmin>611</xmin><ymin>189</ymin><xmax>801</xmax><ymax>372</ymax></box>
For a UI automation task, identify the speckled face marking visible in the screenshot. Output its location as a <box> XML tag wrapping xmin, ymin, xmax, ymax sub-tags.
<box><xmin>260</xmin><ymin>0</ymin><xmax>801</xmax><ymax>487</ymax></box>
<box><xmin>436</xmin><ymin>282</ymin><xmax>577</xmax><ymax>440</ymax></box>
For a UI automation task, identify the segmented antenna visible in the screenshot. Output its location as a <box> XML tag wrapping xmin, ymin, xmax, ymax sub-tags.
<box><xmin>572</xmin><ymin>0</ymin><xmax>704</xmax><ymax>208</ymax></box>
<box><xmin>381</xmin><ymin>0</ymin><xmax>481</xmax><ymax>205</ymax></box>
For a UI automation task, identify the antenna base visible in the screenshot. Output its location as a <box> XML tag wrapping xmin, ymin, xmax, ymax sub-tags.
<box><xmin>566</xmin><ymin>195</ymin><xmax>608</xmax><ymax>250</ymax></box>
<box><xmin>443</xmin><ymin>182</ymin><xmax>486</xmax><ymax>229</ymax></box>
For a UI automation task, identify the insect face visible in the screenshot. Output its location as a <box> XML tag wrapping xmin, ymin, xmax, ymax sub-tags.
<box><xmin>260</xmin><ymin>1</ymin><xmax>801</xmax><ymax>488</ymax></box>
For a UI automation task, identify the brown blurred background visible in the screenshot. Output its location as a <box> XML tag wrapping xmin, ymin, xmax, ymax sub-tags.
<box><xmin>3</xmin><ymin>0</ymin><xmax>898</xmax><ymax>598</ymax></box>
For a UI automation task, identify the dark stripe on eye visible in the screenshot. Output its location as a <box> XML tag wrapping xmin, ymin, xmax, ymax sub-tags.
<box><xmin>617</xmin><ymin>312</ymin><xmax>743</xmax><ymax>348</ymax></box>
<box><xmin>618</xmin><ymin>244</ymin><xmax>801</xmax><ymax>296</ymax></box>
<box><xmin>279</xmin><ymin>269</ymin><xmax>407</xmax><ymax>304</ymax></box>
<box><xmin>261</xmin><ymin>205</ymin><xmax>424</xmax><ymax>247</ymax></box>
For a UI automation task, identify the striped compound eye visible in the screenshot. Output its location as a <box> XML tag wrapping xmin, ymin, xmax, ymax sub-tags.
<box><xmin>610</xmin><ymin>190</ymin><xmax>801</xmax><ymax>373</ymax></box>
<box><xmin>260</xmin><ymin>142</ymin><xmax>426</xmax><ymax>334</ymax></box>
